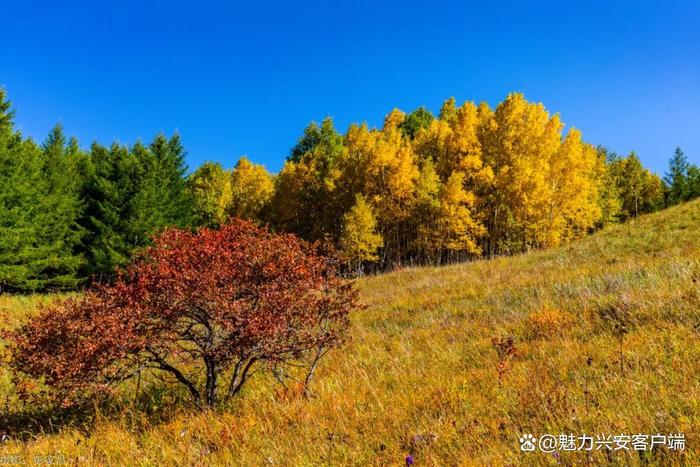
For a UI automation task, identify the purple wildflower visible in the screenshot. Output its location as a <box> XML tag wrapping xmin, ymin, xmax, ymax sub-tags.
<box><xmin>405</xmin><ymin>454</ymin><xmax>414</xmax><ymax>466</ymax></box>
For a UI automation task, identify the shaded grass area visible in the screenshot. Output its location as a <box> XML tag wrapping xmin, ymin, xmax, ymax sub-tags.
<box><xmin>1</xmin><ymin>200</ymin><xmax>699</xmax><ymax>465</ymax></box>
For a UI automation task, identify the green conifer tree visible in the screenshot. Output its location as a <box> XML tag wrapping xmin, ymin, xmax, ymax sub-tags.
<box><xmin>150</xmin><ymin>133</ymin><xmax>193</xmax><ymax>227</ymax></box>
<box><xmin>664</xmin><ymin>147</ymin><xmax>690</xmax><ymax>205</ymax></box>
<box><xmin>36</xmin><ymin>125</ymin><xmax>85</xmax><ymax>289</ymax></box>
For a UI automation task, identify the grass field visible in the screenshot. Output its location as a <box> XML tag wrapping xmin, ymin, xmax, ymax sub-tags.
<box><xmin>1</xmin><ymin>200</ymin><xmax>699</xmax><ymax>466</ymax></box>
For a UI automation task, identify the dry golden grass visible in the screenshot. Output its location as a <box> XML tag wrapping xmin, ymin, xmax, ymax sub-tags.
<box><xmin>1</xmin><ymin>200</ymin><xmax>699</xmax><ymax>466</ymax></box>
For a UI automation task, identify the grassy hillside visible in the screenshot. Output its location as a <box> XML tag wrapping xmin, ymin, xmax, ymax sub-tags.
<box><xmin>1</xmin><ymin>200</ymin><xmax>699</xmax><ymax>466</ymax></box>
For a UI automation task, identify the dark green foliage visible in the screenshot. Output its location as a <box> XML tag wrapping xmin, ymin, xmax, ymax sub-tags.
<box><xmin>0</xmin><ymin>91</ymin><xmax>13</xmax><ymax>133</ymax></box>
<box><xmin>663</xmin><ymin>147</ymin><xmax>700</xmax><ymax>206</ymax></box>
<box><xmin>37</xmin><ymin>126</ymin><xmax>85</xmax><ymax>289</ymax></box>
<box><xmin>0</xmin><ymin>93</ymin><xmax>84</xmax><ymax>292</ymax></box>
<box><xmin>78</xmin><ymin>136</ymin><xmax>192</xmax><ymax>282</ymax></box>
<box><xmin>77</xmin><ymin>142</ymin><xmax>132</xmax><ymax>280</ymax></box>
<box><xmin>0</xmin><ymin>129</ymin><xmax>48</xmax><ymax>292</ymax></box>
<box><xmin>288</xmin><ymin>121</ymin><xmax>322</xmax><ymax>163</ymax></box>
<box><xmin>687</xmin><ymin>165</ymin><xmax>700</xmax><ymax>200</ymax></box>
<box><xmin>0</xmin><ymin>87</ymin><xmax>192</xmax><ymax>289</ymax></box>
<box><xmin>0</xmin><ymin>90</ymin><xmax>188</xmax><ymax>289</ymax></box>
<box><xmin>400</xmin><ymin>106</ymin><xmax>434</xmax><ymax>139</ymax></box>
<box><xmin>288</xmin><ymin>117</ymin><xmax>344</xmax><ymax>167</ymax></box>
<box><xmin>150</xmin><ymin>133</ymin><xmax>193</xmax><ymax>227</ymax></box>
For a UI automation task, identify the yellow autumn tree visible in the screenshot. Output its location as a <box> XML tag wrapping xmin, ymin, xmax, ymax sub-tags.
<box><xmin>227</xmin><ymin>156</ymin><xmax>274</xmax><ymax>222</ymax></box>
<box><xmin>187</xmin><ymin>161</ymin><xmax>232</xmax><ymax>227</ymax></box>
<box><xmin>341</xmin><ymin>118</ymin><xmax>418</xmax><ymax>265</ymax></box>
<box><xmin>267</xmin><ymin>160</ymin><xmax>316</xmax><ymax>237</ymax></box>
<box><xmin>412</xmin><ymin>158</ymin><xmax>442</xmax><ymax>263</ymax></box>
<box><xmin>268</xmin><ymin>118</ymin><xmax>345</xmax><ymax>241</ymax></box>
<box><xmin>383</xmin><ymin>108</ymin><xmax>406</xmax><ymax>131</ymax></box>
<box><xmin>414</xmin><ymin>118</ymin><xmax>451</xmax><ymax>176</ymax></box>
<box><xmin>482</xmin><ymin>93</ymin><xmax>563</xmax><ymax>253</ymax></box>
<box><xmin>376</xmin><ymin>117</ymin><xmax>419</xmax><ymax>224</ymax></box>
<box><xmin>413</xmin><ymin>100</ymin><xmax>493</xmax><ymax>244</ymax></box>
<box><xmin>258</xmin><ymin>93</ymin><xmax>626</xmax><ymax>267</ymax></box>
<box><xmin>433</xmin><ymin>171</ymin><xmax>485</xmax><ymax>260</ymax></box>
<box><xmin>439</xmin><ymin>97</ymin><xmax>457</xmax><ymax>123</ymax></box>
<box><xmin>340</xmin><ymin>194</ymin><xmax>384</xmax><ymax>272</ymax></box>
<box><xmin>443</xmin><ymin>101</ymin><xmax>482</xmax><ymax>178</ymax></box>
<box><xmin>541</xmin><ymin>129</ymin><xmax>601</xmax><ymax>246</ymax></box>
<box><xmin>414</xmin><ymin>100</ymin><xmax>488</xmax><ymax>182</ymax></box>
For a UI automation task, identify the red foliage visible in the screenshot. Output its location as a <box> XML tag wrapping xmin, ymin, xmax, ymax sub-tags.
<box><xmin>5</xmin><ymin>220</ymin><xmax>356</xmax><ymax>407</ymax></box>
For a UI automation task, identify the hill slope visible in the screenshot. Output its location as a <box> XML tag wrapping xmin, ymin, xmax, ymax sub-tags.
<box><xmin>2</xmin><ymin>200</ymin><xmax>699</xmax><ymax>465</ymax></box>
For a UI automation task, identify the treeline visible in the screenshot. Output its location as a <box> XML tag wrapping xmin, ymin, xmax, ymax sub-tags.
<box><xmin>0</xmin><ymin>90</ymin><xmax>191</xmax><ymax>292</ymax></box>
<box><xmin>226</xmin><ymin>94</ymin><xmax>696</xmax><ymax>271</ymax></box>
<box><xmin>1</xmin><ymin>90</ymin><xmax>698</xmax><ymax>291</ymax></box>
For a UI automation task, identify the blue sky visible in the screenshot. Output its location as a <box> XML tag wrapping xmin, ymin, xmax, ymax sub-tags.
<box><xmin>2</xmin><ymin>0</ymin><xmax>698</xmax><ymax>174</ymax></box>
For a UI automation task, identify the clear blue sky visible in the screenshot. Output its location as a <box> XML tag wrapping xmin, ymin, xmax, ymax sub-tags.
<box><xmin>2</xmin><ymin>0</ymin><xmax>698</xmax><ymax>174</ymax></box>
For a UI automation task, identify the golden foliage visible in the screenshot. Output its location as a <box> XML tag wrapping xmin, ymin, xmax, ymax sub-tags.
<box><xmin>227</xmin><ymin>156</ymin><xmax>274</xmax><ymax>221</ymax></box>
<box><xmin>193</xmin><ymin>93</ymin><xmax>662</xmax><ymax>268</ymax></box>
<box><xmin>340</xmin><ymin>194</ymin><xmax>384</xmax><ymax>268</ymax></box>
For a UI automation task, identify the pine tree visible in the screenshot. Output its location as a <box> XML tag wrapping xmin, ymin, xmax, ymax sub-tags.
<box><xmin>687</xmin><ymin>165</ymin><xmax>700</xmax><ymax>200</ymax></box>
<box><xmin>126</xmin><ymin>140</ymin><xmax>162</xmax><ymax>246</ymax></box>
<box><xmin>664</xmin><ymin>147</ymin><xmax>690</xmax><ymax>205</ymax></box>
<box><xmin>0</xmin><ymin>92</ymin><xmax>87</xmax><ymax>291</ymax></box>
<box><xmin>150</xmin><ymin>133</ymin><xmax>193</xmax><ymax>227</ymax></box>
<box><xmin>0</xmin><ymin>91</ymin><xmax>49</xmax><ymax>291</ymax></box>
<box><xmin>36</xmin><ymin>125</ymin><xmax>85</xmax><ymax>289</ymax></box>
<box><xmin>77</xmin><ymin>143</ymin><xmax>133</xmax><ymax>280</ymax></box>
<box><xmin>0</xmin><ymin>89</ymin><xmax>13</xmax><ymax>137</ymax></box>
<box><xmin>75</xmin><ymin>135</ymin><xmax>193</xmax><ymax>282</ymax></box>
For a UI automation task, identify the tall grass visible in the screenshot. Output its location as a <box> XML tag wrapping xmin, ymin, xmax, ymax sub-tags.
<box><xmin>1</xmin><ymin>201</ymin><xmax>699</xmax><ymax>465</ymax></box>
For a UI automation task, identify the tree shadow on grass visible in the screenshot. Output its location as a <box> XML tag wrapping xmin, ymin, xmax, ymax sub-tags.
<box><xmin>0</xmin><ymin>382</ymin><xmax>194</xmax><ymax>441</ymax></box>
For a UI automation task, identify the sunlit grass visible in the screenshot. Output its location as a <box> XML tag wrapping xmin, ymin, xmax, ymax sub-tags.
<box><xmin>1</xmin><ymin>201</ymin><xmax>699</xmax><ymax>465</ymax></box>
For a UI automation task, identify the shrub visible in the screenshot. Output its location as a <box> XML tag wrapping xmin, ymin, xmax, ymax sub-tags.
<box><xmin>5</xmin><ymin>219</ymin><xmax>357</xmax><ymax>408</ymax></box>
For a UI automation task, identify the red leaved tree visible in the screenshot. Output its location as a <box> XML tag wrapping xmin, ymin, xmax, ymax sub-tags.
<box><xmin>6</xmin><ymin>220</ymin><xmax>356</xmax><ymax>407</ymax></box>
